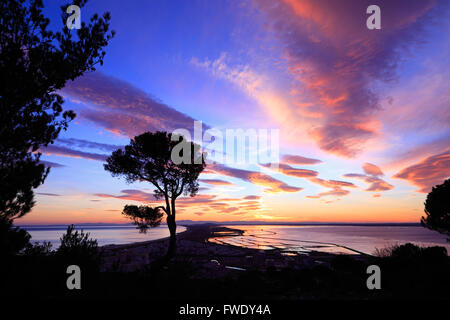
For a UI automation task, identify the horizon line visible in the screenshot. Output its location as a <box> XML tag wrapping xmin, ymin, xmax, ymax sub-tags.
<box><xmin>16</xmin><ymin>220</ymin><xmax>422</xmax><ymax>227</ymax></box>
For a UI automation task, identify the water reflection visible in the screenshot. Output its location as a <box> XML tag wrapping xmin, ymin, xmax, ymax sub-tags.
<box><xmin>25</xmin><ymin>225</ymin><xmax>186</xmax><ymax>249</ymax></box>
<box><xmin>209</xmin><ymin>225</ymin><xmax>450</xmax><ymax>255</ymax></box>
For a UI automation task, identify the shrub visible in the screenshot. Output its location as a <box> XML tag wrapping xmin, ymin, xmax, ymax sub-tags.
<box><xmin>57</xmin><ymin>225</ymin><xmax>100</xmax><ymax>270</ymax></box>
<box><xmin>24</xmin><ymin>241</ymin><xmax>53</xmax><ymax>256</ymax></box>
<box><xmin>421</xmin><ymin>246</ymin><xmax>448</xmax><ymax>264</ymax></box>
<box><xmin>373</xmin><ymin>244</ymin><xmax>398</xmax><ymax>257</ymax></box>
<box><xmin>391</xmin><ymin>243</ymin><xmax>422</xmax><ymax>259</ymax></box>
<box><xmin>0</xmin><ymin>216</ymin><xmax>30</xmax><ymax>256</ymax></box>
<box><xmin>421</xmin><ymin>178</ymin><xmax>450</xmax><ymax>237</ymax></box>
<box><xmin>374</xmin><ymin>242</ymin><xmax>447</xmax><ymax>262</ymax></box>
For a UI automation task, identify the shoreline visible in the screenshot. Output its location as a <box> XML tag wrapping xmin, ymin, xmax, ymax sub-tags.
<box><xmin>100</xmin><ymin>224</ymin><xmax>374</xmax><ymax>274</ymax></box>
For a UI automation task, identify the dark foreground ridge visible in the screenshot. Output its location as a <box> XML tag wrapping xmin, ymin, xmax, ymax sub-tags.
<box><xmin>101</xmin><ymin>224</ymin><xmax>370</xmax><ymax>274</ymax></box>
<box><xmin>1</xmin><ymin>224</ymin><xmax>449</xmax><ymax>301</ymax></box>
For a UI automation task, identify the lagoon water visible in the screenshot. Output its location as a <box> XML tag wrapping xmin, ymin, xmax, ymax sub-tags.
<box><xmin>23</xmin><ymin>224</ymin><xmax>450</xmax><ymax>255</ymax></box>
<box><xmin>210</xmin><ymin>225</ymin><xmax>450</xmax><ymax>255</ymax></box>
<box><xmin>24</xmin><ymin>225</ymin><xmax>186</xmax><ymax>250</ymax></box>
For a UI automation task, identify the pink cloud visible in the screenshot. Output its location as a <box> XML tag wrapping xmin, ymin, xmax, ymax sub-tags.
<box><xmin>207</xmin><ymin>164</ymin><xmax>303</xmax><ymax>193</ymax></box>
<box><xmin>42</xmin><ymin>145</ymin><xmax>108</xmax><ymax>162</ymax></box>
<box><xmin>243</xmin><ymin>195</ymin><xmax>261</xmax><ymax>200</ymax></box>
<box><xmin>362</xmin><ymin>163</ymin><xmax>384</xmax><ymax>176</ymax></box>
<box><xmin>255</xmin><ymin>0</ymin><xmax>445</xmax><ymax>157</ymax></box>
<box><xmin>198</xmin><ymin>179</ymin><xmax>235</xmax><ymax>186</ymax></box>
<box><xmin>281</xmin><ymin>154</ymin><xmax>322</xmax><ymax>165</ymax></box>
<box><xmin>94</xmin><ymin>189</ymin><xmax>157</xmax><ymax>202</ymax></box>
<box><xmin>62</xmin><ymin>72</ymin><xmax>198</xmax><ymax>137</ymax></box>
<box><xmin>306</xmin><ymin>177</ymin><xmax>355</xmax><ymax>199</ymax></box>
<box><xmin>40</xmin><ymin>160</ymin><xmax>65</xmax><ymax>168</ymax></box>
<box><xmin>387</xmin><ymin>135</ymin><xmax>450</xmax><ymax>170</ymax></box>
<box><xmin>248</xmin><ymin>172</ymin><xmax>303</xmax><ymax>193</ymax></box>
<box><xmin>261</xmin><ymin>162</ymin><xmax>318</xmax><ymax>178</ymax></box>
<box><xmin>259</xmin><ymin>160</ymin><xmax>355</xmax><ymax>198</ymax></box>
<box><xmin>307</xmin><ymin>188</ymin><xmax>350</xmax><ymax>199</ymax></box>
<box><xmin>308</xmin><ymin>177</ymin><xmax>356</xmax><ymax>189</ymax></box>
<box><xmin>393</xmin><ymin>149</ymin><xmax>450</xmax><ymax>193</ymax></box>
<box><xmin>91</xmin><ymin>187</ymin><xmax>264</xmax><ymax>216</ymax></box>
<box><xmin>343</xmin><ymin>173</ymin><xmax>394</xmax><ymax>192</ymax></box>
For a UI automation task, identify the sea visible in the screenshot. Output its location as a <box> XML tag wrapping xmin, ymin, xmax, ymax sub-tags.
<box><xmin>209</xmin><ymin>225</ymin><xmax>450</xmax><ymax>255</ymax></box>
<box><xmin>22</xmin><ymin>224</ymin><xmax>450</xmax><ymax>255</ymax></box>
<box><xmin>23</xmin><ymin>224</ymin><xmax>186</xmax><ymax>250</ymax></box>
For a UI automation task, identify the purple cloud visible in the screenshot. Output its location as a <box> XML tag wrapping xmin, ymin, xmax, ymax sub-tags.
<box><xmin>42</xmin><ymin>145</ymin><xmax>108</xmax><ymax>162</ymax></box>
<box><xmin>256</xmin><ymin>0</ymin><xmax>447</xmax><ymax>157</ymax></box>
<box><xmin>62</xmin><ymin>72</ymin><xmax>199</xmax><ymax>137</ymax></box>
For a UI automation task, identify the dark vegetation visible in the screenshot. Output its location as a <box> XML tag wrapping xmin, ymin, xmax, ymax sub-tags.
<box><xmin>0</xmin><ymin>224</ymin><xmax>101</xmax><ymax>297</ymax></box>
<box><xmin>421</xmin><ymin>178</ymin><xmax>450</xmax><ymax>239</ymax></box>
<box><xmin>0</xmin><ymin>0</ymin><xmax>113</xmax><ymax>255</ymax></box>
<box><xmin>105</xmin><ymin>131</ymin><xmax>206</xmax><ymax>257</ymax></box>
<box><xmin>1</xmin><ymin>238</ymin><xmax>448</xmax><ymax>300</ymax></box>
<box><xmin>0</xmin><ymin>0</ymin><xmax>449</xmax><ymax>303</ymax></box>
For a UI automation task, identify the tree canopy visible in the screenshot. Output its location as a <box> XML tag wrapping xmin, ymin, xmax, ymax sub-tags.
<box><xmin>0</xmin><ymin>0</ymin><xmax>114</xmax><ymax>221</ymax></box>
<box><xmin>122</xmin><ymin>205</ymin><xmax>164</xmax><ymax>233</ymax></box>
<box><xmin>421</xmin><ymin>178</ymin><xmax>450</xmax><ymax>237</ymax></box>
<box><xmin>105</xmin><ymin>131</ymin><xmax>206</xmax><ymax>256</ymax></box>
<box><xmin>104</xmin><ymin>131</ymin><xmax>206</xmax><ymax>208</ymax></box>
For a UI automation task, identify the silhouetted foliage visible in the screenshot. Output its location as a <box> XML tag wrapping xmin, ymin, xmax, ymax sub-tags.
<box><xmin>0</xmin><ymin>234</ymin><xmax>449</xmax><ymax>300</ymax></box>
<box><xmin>0</xmin><ymin>216</ymin><xmax>30</xmax><ymax>256</ymax></box>
<box><xmin>375</xmin><ymin>242</ymin><xmax>449</xmax><ymax>297</ymax></box>
<box><xmin>105</xmin><ymin>131</ymin><xmax>206</xmax><ymax>256</ymax></box>
<box><xmin>391</xmin><ymin>242</ymin><xmax>422</xmax><ymax>259</ymax></box>
<box><xmin>24</xmin><ymin>240</ymin><xmax>52</xmax><ymax>256</ymax></box>
<box><xmin>122</xmin><ymin>204</ymin><xmax>164</xmax><ymax>233</ymax></box>
<box><xmin>0</xmin><ymin>0</ymin><xmax>114</xmax><ymax>221</ymax></box>
<box><xmin>57</xmin><ymin>224</ymin><xmax>100</xmax><ymax>270</ymax></box>
<box><xmin>421</xmin><ymin>178</ymin><xmax>450</xmax><ymax>237</ymax></box>
<box><xmin>375</xmin><ymin>242</ymin><xmax>447</xmax><ymax>261</ymax></box>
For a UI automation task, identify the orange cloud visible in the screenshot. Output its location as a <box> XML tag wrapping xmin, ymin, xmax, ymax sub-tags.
<box><xmin>308</xmin><ymin>177</ymin><xmax>356</xmax><ymax>189</ymax></box>
<box><xmin>261</xmin><ymin>163</ymin><xmax>318</xmax><ymax>178</ymax></box>
<box><xmin>198</xmin><ymin>179</ymin><xmax>234</xmax><ymax>186</ymax></box>
<box><xmin>247</xmin><ymin>172</ymin><xmax>303</xmax><ymax>193</ymax></box>
<box><xmin>255</xmin><ymin>0</ymin><xmax>443</xmax><ymax>157</ymax></box>
<box><xmin>260</xmin><ymin>160</ymin><xmax>356</xmax><ymax>198</ymax></box>
<box><xmin>362</xmin><ymin>162</ymin><xmax>384</xmax><ymax>176</ymax></box>
<box><xmin>393</xmin><ymin>149</ymin><xmax>450</xmax><ymax>193</ymax></box>
<box><xmin>243</xmin><ymin>195</ymin><xmax>261</xmax><ymax>200</ymax></box>
<box><xmin>306</xmin><ymin>177</ymin><xmax>355</xmax><ymax>199</ymax></box>
<box><xmin>42</xmin><ymin>145</ymin><xmax>108</xmax><ymax>161</ymax></box>
<box><xmin>281</xmin><ymin>154</ymin><xmax>322</xmax><ymax>165</ymax></box>
<box><xmin>306</xmin><ymin>188</ymin><xmax>350</xmax><ymax>199</ymax></box>
<box><xmin>343</xmin><ymin>174</ymin><xmax>394</xmax><ymax>192</ymax></box>
<box><xmin>208</xmin><ymin>164</ymin><xmax>303</xmax><ymax>193</ymax></box>
<box><xmin>94</xmin><ymin>189</ymin><xmax>157</xmax><ymax>202</ymax></box>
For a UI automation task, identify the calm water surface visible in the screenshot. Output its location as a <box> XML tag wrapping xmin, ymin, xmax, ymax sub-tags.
<box><xmin>210</xmin><ymin>225</ymin><xmax>450</xmax><ymax>255</ymax></box>
<box><xmin>24</xmin><ymin>225</ymin><xmax>186</xmax><ymax>249</ymax></box>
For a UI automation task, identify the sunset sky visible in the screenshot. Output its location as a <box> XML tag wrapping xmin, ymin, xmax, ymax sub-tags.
<box><xmin>20</xmin><ymin>0</ymin><xmax>450</xmax><ymax>225</ymax></box>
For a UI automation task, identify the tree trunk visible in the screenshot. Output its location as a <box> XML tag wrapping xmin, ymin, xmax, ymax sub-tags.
<box><xmin>166</xmin><ymin>214</ymin><xmax>177</xmax><ymax>258</ymax></box>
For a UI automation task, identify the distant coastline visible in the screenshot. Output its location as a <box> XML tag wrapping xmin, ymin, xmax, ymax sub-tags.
<box><xmin>16</xmin><ymin>221</ymin><xmax>423</xmax><ymax>228</ymax></box>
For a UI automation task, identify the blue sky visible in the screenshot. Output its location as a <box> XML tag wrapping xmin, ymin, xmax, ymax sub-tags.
<box><xmin>23</xmin><ymin>0</ymin><xmax>450</xmax><ymax>224</ymax></box>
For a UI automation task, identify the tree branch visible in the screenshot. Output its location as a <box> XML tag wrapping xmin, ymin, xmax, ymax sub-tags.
<box><xmin>154</xmin><ymin>206</ymin><xmax>167</xmax><ymax>214</ymax></box>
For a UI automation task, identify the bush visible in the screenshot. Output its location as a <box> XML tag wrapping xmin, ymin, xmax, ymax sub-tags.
<box><xmin>374</xmin><ymin>242</ymin><xmax>448</xmax><ymax>261</ymax></box>
<box><xmin>421</xmin><ymin>246</ymin><xmax>448</xmax><ymax>264</ymax></box>
<box><xmin>57</xmin><ymin>225</ymin><xmax>100</xmax><ymax>271</ymax></box>
<box><xmin>391</xmin><ymin>243</ymin><xmax>422</xmax><ymax>259</ymax></box>
<box><xmin>24</xmin><ymin>241</ymin><xmax>53</xmax><ymax>256</ymax></box>
<box><xmin>373</xmin><ymin>244</ymin><xmax>397</xmax><ymax>257</ymax></box>
<box><xmin>422</xmin><ymin>178</ymin><xmax>450</xmax><ymax>237</ymax></box>
<box><xmin>0</xmin><ymin>216</ymin><xmax>30</xmax><ymax>256</ymax></box>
